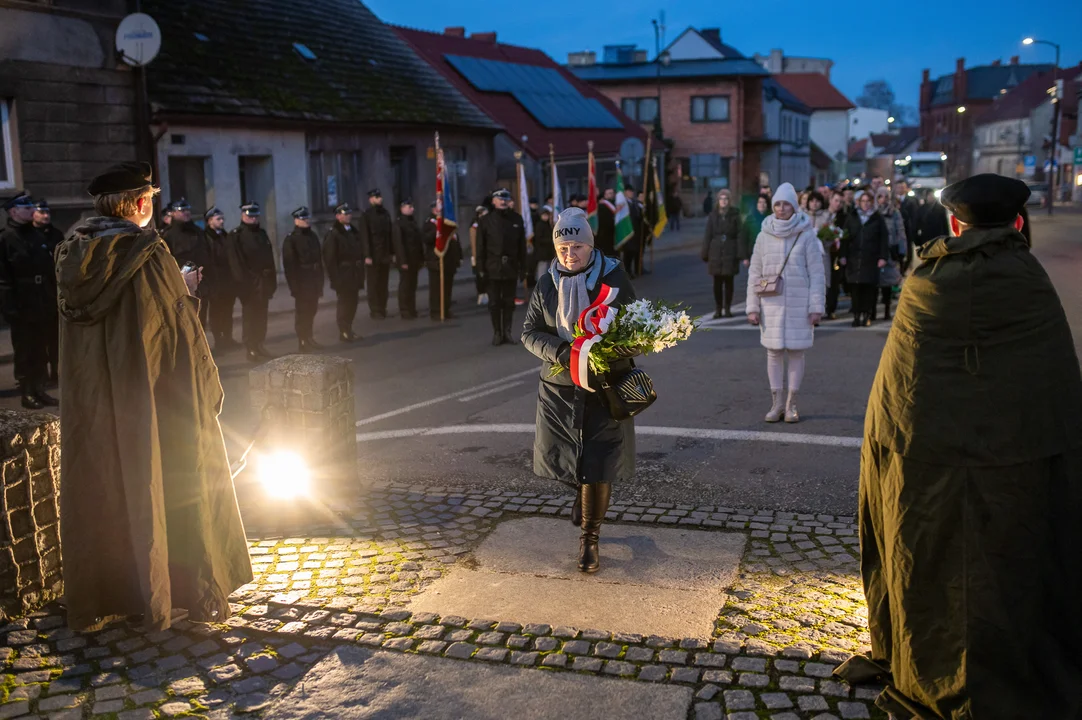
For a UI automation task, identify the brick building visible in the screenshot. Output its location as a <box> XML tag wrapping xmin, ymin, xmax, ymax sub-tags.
<box><xmin>569</xmin><ymin>28</ymin><xmax>771</xmax><ymax>209</ymax></box>
<box><xmin>0</xmin><ymin>1</ymin><xmax>139</xmax><ymax>232</ymax></box>
<box><xmin>920</xmin><ymin>57</ymin><xmax>1051</xmax><ymax>180</ymax></box>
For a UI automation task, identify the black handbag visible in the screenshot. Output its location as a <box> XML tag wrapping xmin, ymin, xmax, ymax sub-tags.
<box><xmin>599</xmin><ymin>366</ymin><xmax>657</xmax><ymax>422</ymax></box>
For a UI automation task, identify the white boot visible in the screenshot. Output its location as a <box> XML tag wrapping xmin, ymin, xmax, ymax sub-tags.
<box><xmin>785</xmin><ymin>391</ymin><xmax>800</xmax><ymax>423</ymax></box>
<box><xmin>765</xmin><ymin>390</ymin><xmax>785</xmax><ymax>423</ymax></box>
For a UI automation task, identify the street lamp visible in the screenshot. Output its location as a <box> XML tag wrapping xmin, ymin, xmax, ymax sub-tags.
<box><xmin>1023</xmin><ymin>36</ymin><xmax>1061</xmax><ymax>215</ymax></box>
<box><xmin>957</xmin><ymin>106</ymin><xmax>966</xmax><ymax>114</ymax></box>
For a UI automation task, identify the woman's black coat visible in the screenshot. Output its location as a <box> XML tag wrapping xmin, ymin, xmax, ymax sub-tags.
<box><xmin>522</xmin><ymin>259</ymin><xmax>637</xmax><ymax>485</ymax></box>
<box><xmin>701</xmin><ymin>206</ymin><xmax>746</xmax><ymax>276</ymax></box>
<box><xmin>842</xmin><ymin>211</ymin><xmax>890</xmax><ymax>285</ymax></box>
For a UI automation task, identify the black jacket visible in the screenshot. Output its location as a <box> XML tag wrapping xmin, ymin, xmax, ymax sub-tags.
<box><xmin>282</xmin><ymin>226</ymin><xmax>324</xmax><ymax>299</ymax></box>
<box><xmin>204</xmin><ymin>227</ymin><xmax>231</xmax><ymax>295</ymax></box>
<box><xmin>476</xmin><ymin>208</ymin><xmax>527</xmax><ymax>279</ymax></box>
<box><xmin>0</xmin><ymin>219</ymin><xmax>57</xmax><ymax>321</ymax></box>
<box><xmin>422</xmin><ymin>215</ymin><xmax>462</xmax><ymax>271</ymax></box>
<box><xmin>522</xmin><ymin>256</ymin><xmax>637</xmax><ymax>485</ymax></box>
<box><xmin>360</xmin><ymin>205</ymin><xmax>394</xmax><ymax>265</ymax></box>
<box><xmin>702</xmin><ymin>207</ymin><xmax>746</xmax><ymax>276</ymax></box>
<box><xmin>533</xmin><ymin>219</ymin><xmax>555</xmax><ymax>264</ymax></box>
<box><xmin>623</xmin><ymin>197</ymin><xmax>643</xmax><ymax>253</ymax></box>
<box><xmin>226</xmin><ymin>223</ymin><xmax>277</xmax><ymax>300</ymax></box>
<box><xmin>163</xmin><ymin>221</ymin><xmax>211</xmax><ymax>272</ymax></box>
<box><xmin>842</xmin><ymin>212</ymin><xmax>890</xmax><ymax>285</ymax></box>
<box><xmin>595</xmin><ymin>200</ymin><xmax>616</xmax><ymax>256</ymax></box>
<box><xmin>322</xmin><ymin>221</ymin><xmax>366</xmax><ymax>291</ymax></box>
<box><xmin>392</xmin><ymin>215</ymin><xmax>425</xmax><ymax>271</ymax></box>
<box><xmin>916</xmin><ymin>200</ymin><xmax>950</xmax><ymax>246</ymax></box>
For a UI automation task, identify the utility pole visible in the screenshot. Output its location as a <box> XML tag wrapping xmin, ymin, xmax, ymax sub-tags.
<box><xmin>1024</xmin><ymin>37</ymin><xmax>1060</xmax><ymax>215</ymax></box>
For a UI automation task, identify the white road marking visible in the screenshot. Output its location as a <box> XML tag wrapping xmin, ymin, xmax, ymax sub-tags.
<box><xmin>356</xmin><ymin>423</ymin><xmax>862</xmax><ymax>448</ymax></box>
<box><xmin>456</xmin><ymin>381</ymin><xmax>526</xmax><ymax>403</ymax></box>
<box><xmin>699</xmin><ymin>324</ymin><xmax>890</xmax><ymax>333</ymax></box>
<box><xmin>355</xmin><ymin>368</ymin><xmax>538</xmax><ymax>426</ymax></box>
<box><xmin>694</xmin><ymin>302</ymin><xmax>746</xmax><ymax>325</ymax></box>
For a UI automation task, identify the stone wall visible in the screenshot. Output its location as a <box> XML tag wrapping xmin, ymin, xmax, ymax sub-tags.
<box><xmin>0</xmin><ymin>411</ymin><xmax>62</xmax><ymax>621</ymax></box>
<box><xmin>249</xmin><ymin>355</ymin><xmax>357</xmax><ymax>497</ymax></box>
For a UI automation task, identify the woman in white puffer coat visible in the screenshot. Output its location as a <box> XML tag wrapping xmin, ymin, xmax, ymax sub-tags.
<box><xmin>746</xmin><ymin>183</ymin><xmax>826</xmax><ymax>423</ymax></box>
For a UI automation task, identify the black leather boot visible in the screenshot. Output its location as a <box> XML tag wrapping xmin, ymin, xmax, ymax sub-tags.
<box><xmin>490</xmin><ymin>309</ymin><xmax>504</xmax><ymax>346</ymax></box>
<box><xmin>578</xmin><ymin>482</ymin><xmax>611</xmax><ymax>573</ymax></box>
<box><xmin>570</xmin><ymin>483</ymin><xmax>582</xmax><ymax>526</ymax></box>
<box><xmin>21</xmin><ymin>387</ymin><xmax>43</xmax><ymax>411</ymax></box>
<box><xmin>34</xmin><ymin>386</ymin><xmax>59</xmax><ymax>408</ymax></box>
<box><xmin>502</xmin><ymin>321</ymin><xmax>517</xmax><ymax>346</ymax></box>
<box><xmin>307</xmin><ymin>337</ymin><xmax>325</xmax><ymax>350</ymax></box>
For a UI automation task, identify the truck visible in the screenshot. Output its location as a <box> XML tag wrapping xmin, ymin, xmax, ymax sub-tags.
<box><xmin>894</xmin><ymin>152</ymin><xmax>948</xmax><ymax>197</ymax></box>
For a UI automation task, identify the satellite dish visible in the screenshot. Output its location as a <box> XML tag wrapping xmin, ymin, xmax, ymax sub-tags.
<box><xmin>620</xmin><ymin>137</ymin><xmax>645</xmax><ymax>168</ymax></box>
<box><xmin>116</xmin><ymin>13</ymin><xmax>162</xmax><ymax>67</ymax></box>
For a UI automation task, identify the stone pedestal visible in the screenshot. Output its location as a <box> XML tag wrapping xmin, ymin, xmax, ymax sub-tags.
<box><xmin>0</xmin><ymin>411</ymin><xmax>62</xmax><ymax>620</ymax></box>
<box><xmin>249</xmin><ymin>355</ymin><xmax>357</xmax><ymax>497</ymax></box>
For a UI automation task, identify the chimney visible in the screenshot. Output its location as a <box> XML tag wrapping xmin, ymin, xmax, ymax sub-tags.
<box><xmin>701</xmin><ymin>28</ymin><xmax>721</xmax><ymax>46</ymax></box>
<box><xmin>955</xmin><ymin>57</ymin><xmax>965</xmax><ymax>73</ymax></box>
<box><xmin>471</xmin><ymin>31</ymin><xmax>497</xmax><ymax>43</ymax></box>
<box><xmin>991</xmin><ymin>59</ymin><xmax>1001</xmax><ymax>66</ymax></box>
<box><xmin>922</xmin><ymin>68</ymin><xmax>930</xmax><ymax>83</ymax></box>
<box><xmin>567</xmin><ymin>51</ymin><xmax>597</xmax><ymax>67</ymax></box>
<box><xmin>1010</xmin><ymin>55</ymin><xmax>1019</xmax><ymax>65</ymax></box>
<box><xmin>444</xmin><ymin>26</ymin><xmax>465</xmax><ymax>37</ymax></box>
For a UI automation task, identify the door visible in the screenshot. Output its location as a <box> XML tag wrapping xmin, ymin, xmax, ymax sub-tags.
<box><xmin>389</xmin><ymin>146</ymin><xmax>417</xmax><ymax>208</ymax></box>
<box><xmin>238</xmin><ymin>154</ymin><xmax>278</xmax><ymax>261</ymax></box>
<box><xmin>167</xmin><ymin>156</ymin><xmax>209</xmax><ymax>219</ymax></box>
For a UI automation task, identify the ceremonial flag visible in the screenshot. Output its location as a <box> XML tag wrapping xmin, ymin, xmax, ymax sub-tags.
<box><xmin>550</xmin><ymin>146</ymin><xmax>563</xmax><ymax>216</ymax></box>
<box><xmin>587</xmin><ymin>142</ymin><xmax>598</xmax><ymax>232</ymax></box>
<box><xmin>652</xmin><ymin>156</ymin><xmax>668</xmax><ymax>238</ymax></box>
<box><xmin>613</xmin><ymin>164</ymin><xmax>634</xmax><ymax>250</ymax></box>
<box><xmin>517</xmin><ymin>160</ymin><xmax>534</xmax><ymax>243</ymax></box>
<box><xmin>434</xmin><ymin>142</ymin><xmax>457</xmax><ymax>258</ymax></box>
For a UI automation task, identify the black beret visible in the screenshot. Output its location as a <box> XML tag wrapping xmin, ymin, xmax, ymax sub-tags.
<box><xmin>292</xmin><ymin>206</ymin><xmax>311</xmax><ymax>219</ymax></box>
<box><xmin>400</xmin><ymin>197</ymin><xmax>413</xmax><ymax>206</ymax></box>
<box><xmin>941</xmin><ymin>174</ymin><xmax>1030</xmax><ymax>227</ymax></box>
<box><xmin>335</xmin><ymin>203</ymin><xmax>353</xmax><ymax>214</ymax></box>
<box><xmin>87</xmin><ymin>161</ymin><xmax>154</xmax><ymax>196</ymax></box>
<box><xmin>367</xmin><ymin>189</ymin><xmax>382</xmax><ymax>198</ymax></box>
<box><xmin>3</xmin><ymin>191</ymin><xmax>34</xmax><ymax>211</ymax></box>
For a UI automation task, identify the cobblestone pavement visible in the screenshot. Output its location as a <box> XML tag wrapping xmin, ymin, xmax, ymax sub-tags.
<box><xmin>1</xmin><ymin>484</ymin><xmax>885</xmax><ymax>719</ymax></box>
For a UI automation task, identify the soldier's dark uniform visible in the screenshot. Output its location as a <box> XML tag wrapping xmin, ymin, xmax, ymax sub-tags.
<box><xmin>0</xmin><ymin>192</ymin><xmax>59</xmax><ymax>408</ymax></box>
<box><xmin>392</xmin><ymin>201</ymin><xmax>424</xmax><ymax>320</ymax></box>
<box><xmin>30</xmin><ymin>199</ymin><xmax>63</xmax><ymax>385</ymax></box>
<box><xmin>282</xmin><ymin>206</ymin><xmax>324</xmax><ymax>352</ymax></box>
<box><xmin>322</xmin><ymin>204</ymin><xmax>366</xmax><ymax>342</ymax></box>
<box><xmin>360</xmin><ymin>189</ymin><xmax>394</xmax><ymax>319</ymax></box>
<box><xmin>162</xmin><ymin>198</ymin><xmax>212</xmax><ymax>328</ymax></box>
<box><xmin>203</xmin><ymin>207</ymin><xmax>237</xmax><ymax>349</ymax></box>
<box><xmin>476</xmin><ymin>189</ymin><xmax>527</xmax><ymax>345</ymax></box>
<box><xmin>226</xmin><ymin>203</ymin><xmax>276</xmax><ymax>361</ymax></box>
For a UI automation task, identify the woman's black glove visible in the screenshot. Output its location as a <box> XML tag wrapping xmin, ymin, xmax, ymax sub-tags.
<box><xmin>557</xmin><ymin>343</ymin><xmax>572</xmax><ymax>369</ymax></box>
<box><xmin>612</xmin><ymin>345</ymin><xmax>642</xmax><ymax>359</ymax></box>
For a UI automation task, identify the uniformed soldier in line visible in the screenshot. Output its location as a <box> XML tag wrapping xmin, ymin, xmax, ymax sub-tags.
<box><xmin>281</xmin><ymin>206</ymin><xmax>324</xmax><ymax>353</ymax></box>
<box><xmin>160</xmin><ymin>201</ymin><xmax>173</xmax><ymax>229</ymax></box>
<box><xmin>322</xmin><ymin>202</ymin><xmax>365</xmax><ymax>343</ymax></box>
<box><xmin>226</xmin><ymin>203</ymin><xmax>276</xmax><ymax>362</ymax></box>
<box><xmin>31</xmin><ymin>199</ymin><xmax>63</xmax><ymax>387</ymax></box>
<box><xmin>596</xmin><ymin>187</ymin><xmax>617</xmax><ymax>257</ymax></box>
<box><xmin>622</xmin><ymin>184</ymin><xmax>643</xmax><ymax>278</ymax></box>
<box><xmin>163</xmin><ymin>198</ymin><xmax>212</xmax><ymax>328</ymax></box>
<box><xmin>476</xmin><ymin>188</ymin><xmax>527</xmax><ymax>345</ymax></box>
<box><xmin>470</xmin><ymin>204</ymin><xmax>490</xmax><ymax>306</ymax></box>
<box><xmin>360</xmin><ymin>189</ymin><xmax>394</xmax><ymax>319</ymax></box>
<box><xmin>0</xmin><ymin>192</ymin><xmax>59</xmax><ymax>408</ymax></box>
<box><xmin>392</xmin><ymin>198</ymin><xmax>423</xmax><ymax>320</ymax></box>
<box><xmin>203</xmin><ymin>207</ymin><xmax>237</xmax><ymax>350</ymax></box>
<box><xmin>422</xmin><ymin>201</ymin><xmax>461</xmax><ymax>320</ymax></box>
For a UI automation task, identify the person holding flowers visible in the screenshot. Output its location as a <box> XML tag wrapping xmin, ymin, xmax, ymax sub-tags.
<box><xmin>746</xmin><ymin>183</ymin><xmax>826</xmax><ymax>423</ymax></box>
<box><xmin>522</xmin><ymin>207</ymin><xmax>637</xmax><ymax>574</ymax></box>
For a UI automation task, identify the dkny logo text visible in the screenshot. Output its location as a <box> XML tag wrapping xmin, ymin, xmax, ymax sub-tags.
<box><xmin>554</xmin><ymin>227</ymin><xmax>582</xmax><ymax>238</ymax></box>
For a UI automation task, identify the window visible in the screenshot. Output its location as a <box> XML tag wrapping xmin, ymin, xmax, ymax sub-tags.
<box><xmin>690</xmin><ymin>95</ymin><xmax>730</xmax><ymax>123</ymax></box>
<box><xmin>309</xmin><ymin>150</ymin><xmax>361</xmax><ymax>213</ymax></box>
<box><xmin>621</xmin><ymin>97</ymin><xmax>658</xmax><ymax>124</ymax></box>
<box><xmin>675</xmin><ymin>156</ymin><xmax>693</xmax><ymax>190</ymax></box>
<box><xmin>688</xmin><ymin>153</ymin><xmax>730</xmax><ymax>190</ymax></box>
<box><xmin>1</xmin><ymin>100</ymin><xmax>15</xmax><ymax>190</ymax></box>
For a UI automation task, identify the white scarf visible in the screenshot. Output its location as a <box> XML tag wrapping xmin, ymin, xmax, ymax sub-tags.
<box><xmin>858</xmin><ymin>208</ymin><xmax>875</xmax><ymax>225</ymax></box>
<box><xmin>761</xmin><ymin>211</ymin><xmax>809</xmax><ymax>239</ymax></box>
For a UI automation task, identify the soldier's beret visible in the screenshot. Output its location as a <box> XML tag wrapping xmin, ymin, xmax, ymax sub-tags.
<box><xmin>367</xmin><ymin>189</ymin><xmax>381</xmax><ymax>198</ymax></box>
<box><xmin>204</xmin><ymin>206</ymin><xmax>223</xmax><ymax>220</ymax></box>
<box><xmin>33</xmin><ymin>199</ymin><xmax>49</xmax><ymax>211</ymax></box>
<box><xmin>240</xmin><ymin>202</ymin><xmax>261</xmax><ymax>216</ymax></box>
<box><xmin>87</xmin><ymin>161</ymin><xmax>154</xmax><ymax>196</ymax></box>
<box><xmin>3</xmin><ymin>191</ymin><xmax>34</xmax><ymax>211</ymax></box>
<box><xmin>492</xmin><ymin>188</ymin><xmax>512</xmax><ymax>200</ymax></box>
<box><xmin>941</xmin><ymin>173</ymin><xmax>1030</xmax><ymax>227</ymax></box>
<box><xmin>292</xmin><ymin>206</ymin><xmax>311</xmax><ymax>219</ymax></box>
<box><xmin>335</xmin><ymin>203</ymin><xmax>353</xmax><ymax>214</ymax></box>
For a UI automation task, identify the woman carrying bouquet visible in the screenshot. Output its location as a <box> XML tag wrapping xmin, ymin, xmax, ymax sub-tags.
<box><xmin>522</xmin><ymin>208</ymin><xmax>637</xmax><ymax>573</ymax></box>
<box><xmin>746</xmin><ymin>183</ymin><xmax>826</xmax><ymax>423</ymax></box>
<box><xmin>701</xmin><ymin>189</ymin><xmax>745</xmax><ymax>318</ymax></box>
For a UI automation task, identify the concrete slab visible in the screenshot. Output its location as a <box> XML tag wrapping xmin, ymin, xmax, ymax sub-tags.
<box><xmin>408</xmin><ymin>517</ymin><xmax>746</xmax><ymax>638</ymax></box>
<box><xmin>268</xmin><ymin>646</ymin><xmax>693</xmax><ymax>720</ymax></box>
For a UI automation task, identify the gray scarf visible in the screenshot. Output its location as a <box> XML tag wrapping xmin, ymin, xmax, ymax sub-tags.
<box><xmin>549</xmin><ymin>250</ymin><xmax>615</xmax><ymax>342</ymax></box>
<box><xmin>858</xmin><ymin>208</ymin><xmax>875</xmax><ymax>225</ymax></box>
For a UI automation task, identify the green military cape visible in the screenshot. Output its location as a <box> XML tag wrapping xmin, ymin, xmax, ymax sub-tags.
<box><xmin>56</xmin><ymin>217</ymin><xmax>252</xmax><ymax>632</ymax></box>
<box><xmin>839</xmin><ymin>226</ymin><xmax>1082</xmax><ymax>719</ymax></box>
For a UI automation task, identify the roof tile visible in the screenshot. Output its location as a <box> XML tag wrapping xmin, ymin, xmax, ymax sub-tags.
<box><xmin>774</xmin><ymin>73</ymin><xmax>854</xmax><ymax>111</ymax></box>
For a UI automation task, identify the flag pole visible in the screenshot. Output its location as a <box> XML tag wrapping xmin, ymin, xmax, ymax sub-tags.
<box><xmin>639</xmin><ymin>135</ymin><xmax>652</xmax><ymax>275</ymax></box>
<box><xmin>435</xmin><ymin>131</ymin><xmax>446</xmax><ymax>321</ymax></box>
<box><xmin>514</xmin><ymin>150</ymin><xmax>527</xmax><ymax>297</ymax></box>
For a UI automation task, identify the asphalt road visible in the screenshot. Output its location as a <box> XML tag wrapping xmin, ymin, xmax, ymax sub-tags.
<box><xmin>8</xmin><ymin>210</ymin><xmax>1080</xmax><ymax>518</ymax></box>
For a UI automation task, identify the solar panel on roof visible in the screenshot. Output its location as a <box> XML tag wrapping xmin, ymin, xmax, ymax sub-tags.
<box><xmin>445</xmin><ymin>54</ymin><xmax>624</xmax><ymax>130</ymax></box>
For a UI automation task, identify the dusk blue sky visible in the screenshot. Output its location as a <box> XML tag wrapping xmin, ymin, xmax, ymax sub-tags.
<box><xmin>371</xmin><ymin>0</ymin><xmax>1082</xmax><ymax>119</ymax></box>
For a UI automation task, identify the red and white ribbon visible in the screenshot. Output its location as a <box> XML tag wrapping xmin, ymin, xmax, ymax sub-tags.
<box><xmin>569</xmin><ymin>284</ymin><xmax>619</xmax><ymax>392</ymax></box>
